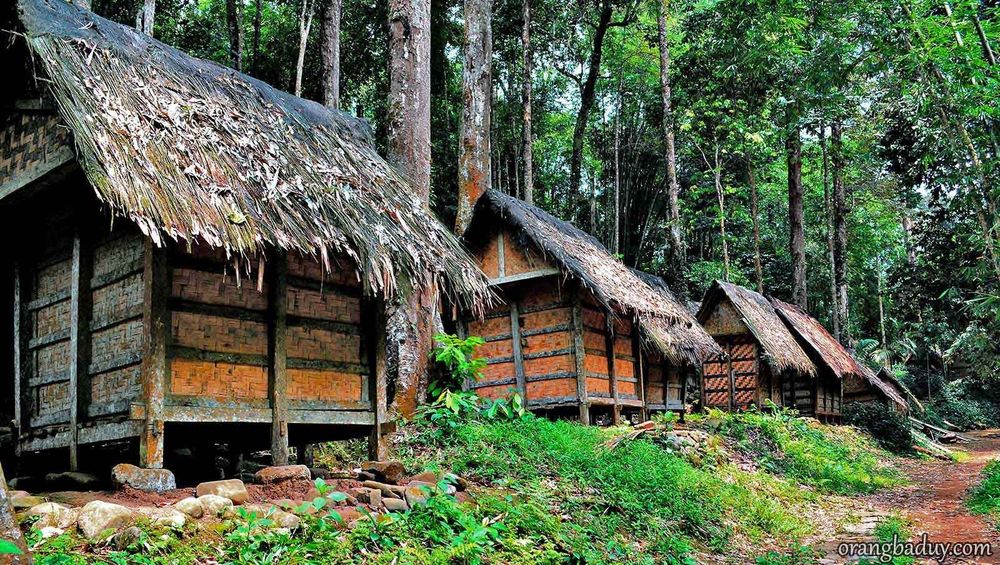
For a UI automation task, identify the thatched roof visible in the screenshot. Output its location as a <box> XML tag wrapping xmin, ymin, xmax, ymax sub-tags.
<box><xmin>697</xmin><ymin>280</ymin><xmax>815</xmax><ymax>375</ymax></box>
<box><xmin>15</xmin><ymin>0</ymin><xmax>490</xmax><ymax>309</ymax></box>
<box><xmin>771</xmin><ymin>298</ymin><xmax>868</xmax><ymax>381</ymax></box>
<box><xmin>631</xmin><ymin>270</ymin><xmax>725</xmax><ymax>365</ymax></box>
<box><xmin>864</xmin><ymin>366</ymin><xmax>921</xmax><ymax>413</ymax></box>
<box><xmin>466</xmin><ymin>190</ymin><xmax>722</xmax><ymax>366</ymax></box>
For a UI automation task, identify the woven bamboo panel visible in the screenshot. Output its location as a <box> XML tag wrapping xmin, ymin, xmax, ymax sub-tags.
<box><xmin>0</xmin><ymin>113</ymin><xmax>71</xmax><ymax>184</ymax></box>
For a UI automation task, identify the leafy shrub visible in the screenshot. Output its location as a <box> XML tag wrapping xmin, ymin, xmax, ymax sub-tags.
<box><xmin>718</xmin><ymin>407</ymin><xmax>900</xmax><ymax>494</ymax></box>
<box><xmin>429</xmin><ymin>333</ymin><xmax>486</xmax><ymax>397</ymax></box>
<box><xmin>923</xmin><ymin>379</ymin><xmax>1000</xmax><ymax>431</ymax></box>
<box><xmin>843</xmin><ymin>402</ymin><xmax>913</xmax><ymax>452</ymax></box>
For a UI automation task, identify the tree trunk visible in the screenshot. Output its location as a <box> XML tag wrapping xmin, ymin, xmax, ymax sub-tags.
<box><xmin>786</xmin><ymin>108</ymin><xmax>807</xmax><ymax>310</ymax></box>
<box><xmin>712</xmin><ymin>152</ymin><xmax>729</xmax><ymax>281</ymax></box>
<box><xmin>252</xmin><ymin>0</ymin><xmax>263</xmax><ymax>74</ymax></box>
<box><xmin>295</xmin><ymin>0</ymin><xmax>315</xmax><ymax>97</ymax></box>
<box><xmin>831</xmin><ymin>121</ymin><xmax>850</xmax><ymax>345</ymax></box>
<box><xmin>820</xmin><ymin>125</ymin><xmax>838</xmax><ymax>339</ymax></box>
<box><xmin>135</xmin><ymin>0</ymin><xmax>156</xmax><ymax>35</ymax></box>
<box><xmin>320</xmin><ymin>0</ymin><xmax>342</xmax><ymax>109</ymax></box>
<box><xmin>521</xmin><ymin>0</ymin><xmax>534</xmax><ymax>205</ymax></box>
<box><xmin>568</xmin><ymin>0</ymin><xmax>614</xmax><ymax>203</ymax></box>
<box><xmin>387</xmin><ymin>0</ymin><xmax>433</xmax><ymax>419</ymax></box>
<box><xmin>75</xmin><ymin>0</ymin><xmax>90</xmax><ymax>10</ymax></box>
<box><xmin>0</xmin><ymin>462</ymin><xmax>29</xmax><ymax>564</ymax></box>
<box><xmin>658</xmin><ymin>0</ymin><xmax>683</xmax><ymax>276</ymax></box>
<box><xmin>455</xmin><ymin>0</ymin><xmax>493</xmax><ymax>233</ymax></box>
<box><xmin>973</xmin><ymin>10</ymin><xmax>997</xmax><ymax>65</ymax></box>
<box><xmin>747</xmin><ymin>158</ymin><xmax>764</xmax><ymax>293</ymax></box>
<box><xmin>613</xmin><ymin>95</ymin><xmax>621</xmax><ymax>255</ymax></box>
<box><xmin>901</xmin><ymin>212</ymin><xmax>917</xmax><ymax>266</ymax></box>
<box><xmin>227</xmin><ymin>0</ymin><xmax>245</xmax><ymax>71</ymax></box>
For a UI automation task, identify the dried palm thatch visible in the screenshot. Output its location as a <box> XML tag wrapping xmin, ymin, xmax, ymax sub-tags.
<box><xmin>697</xmin><ymin>280</ymin><xmax>815</xmax><ymax>375</ymax></box>
<box><xmin>16</xmin><ymin>0</ymin><xmax>490</xmax><ymax>309</ymax></box>
<box><xmin>467</xmin><ymin>190</ymin><xmax>722</xmax><ymax>366</ymax></box>
<box><xmin>771</xmin><ymin>298</ymin><xmax>867</xmax><ymax>380</ymax></box>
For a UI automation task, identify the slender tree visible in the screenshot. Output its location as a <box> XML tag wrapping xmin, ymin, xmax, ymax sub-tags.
<box><xmin>657</xmin><ymin>0</ymin><xmax>683</xmax><ymax>275</ymax></box>
<box><xmin>320</xmin><ymin>0</ymin><xmax>342</xmax><ymax>109</ymax></box>
<box><xmin>387</xmin><ymin>0</ymin><xmax>433</xmax><ymax>419</ymax></box>
<box><xmin>521</xmin><ymin>0</ymin><xmax>535</xmax><ymax>204</ymax></box>
<box><xmin>294</xmin><ymin>0</ymin><xmax>316</xmax><ymax>96</ymax></box>
<box><xmin>455</xmin><ymin>0</ymin><xmax>494</xmax><ymax>233</ymax></box>
<box><xmin>135</xmin><ymin>0</ymin><xmax>156</xmax><ymax>35</ymax></box>
<box><xmin>820</xmin><ymin>124</ymin><xmax>838</xmax><ymax>337</ymax></box>
<box><xmin>251</xmin><ymin>0</ymin><xmax>263</xmax><ymax>74</ymax></box>
<box><xmin>747</xmin><ymin>158</ymin><xmax>764</xmax><ymax>293</ymax></box>
<box><xmin>831</xmin><ymin>120</ymin><xmax>850</xmax><ymax>344</ymax></box>
<box><xmin>227</xmin><ymin>0</ymin><xmax>245</xmax><ymax>71</ymax></box>
<box><xmin>786</xmin><ymin>106</ymin><xmax>807</xmax><ymax>309</ymax></box>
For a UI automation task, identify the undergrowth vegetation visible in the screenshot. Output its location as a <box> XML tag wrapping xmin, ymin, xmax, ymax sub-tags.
<box><xmin>968</xmin><ymin>459</ymin><xmax>1000</xmax><ymax>519</ymax></box>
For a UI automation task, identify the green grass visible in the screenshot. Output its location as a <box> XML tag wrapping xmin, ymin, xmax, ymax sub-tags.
<box><xmin>968</xmin><ymin>459</ymin><xmax>1000</xmax><ymax>517</ymax></box>
<box><xmin>715</xmin><ymin>408</ymin><xmax>902</xmax><ymax>494</ymax></box>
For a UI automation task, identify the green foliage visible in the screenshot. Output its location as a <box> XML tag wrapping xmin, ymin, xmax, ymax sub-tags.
<box><xmin>415</xmin><ymin>390</ymin><xmax>528</xmax><ymax>439</ymax></box>
<box><xmin>842</xmin><ymin>402</ymin><xmax>914</xmax><ymax>453</ymax></box>
<box><xmin>923</xmin><ymin>379</ymin><xmax>1000</xmax><ymax>431</ymax></box>
<box><xmin>968</xmin><ymin>459</ymin><xmax>1000</xmax><ymax>517</ymax></box>
<box><xmin>430</xmin><ymin>334</ymin><xmax>487</xmax><ymax>398</ymax></box>
<box><xmin>0</xmin><ymin>540</ymin><xmax>21</xmax><ymax>555</ymax></box>
<box><xmin>717</xmin><ymin>407</ymin><xmax>900</xmax><ymax>494</ymax></box>
<box><xmin>755</xmin><ymin>545</ymin><xmax>821</xmax><ymax>565</ymax></box>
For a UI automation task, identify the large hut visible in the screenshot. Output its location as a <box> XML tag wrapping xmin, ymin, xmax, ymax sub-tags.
<box><xmin>696</xmin><ymin>281</ymin><xmax>817</xmax><ymax>413</ymax></box>
<box><xmin>460</xmin><ymin>190</ymin><xmax>722</xmax><ymax>424</ymax></box>
<box><xmin>0</xmin><ymin>0</ymin><xmax>490</xmax><ymax>475</ymax></box>
<box><xmin>843</xmin><ymin>366</ymin><xmax>915</xmax><ymax>415</ymax></box>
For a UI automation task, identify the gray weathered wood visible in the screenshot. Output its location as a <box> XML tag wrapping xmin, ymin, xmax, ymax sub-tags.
<box><xmin>368</xmin><ymin>297</ymin><xmax>388</xmax><ymax>460</ymax></box>
<box><xmin>497</xmin><ymin>230</ymin><xmax>506</xmax><ymax>277</ymax></box>
<box><xmin>490</xmin><ymin>267</ymin><xmax>561</xmax><ymax>286</ymax></box>
<box><xmin>12</xmin><ymin>265</ymin><xmax>24</xmax><ymax>453</ymax></box>
<box><xmin>139</xmin><ymin>240</ymin><xmax>169</xmax><ymax>469</ymax></box>
<box><xmin>605</xmin><ymin>312</ymin><xmax>620</xmax><ymax>425</ymax></box>
<box><xmin>269</xmin><ymin>252</ymin><xmax>290</xmax><ymax>466</ymax></box>
<box><xmin>571</xmin><ymin>289</ymin><xmax>589</xmax><ymax>424</ymax></box>
<box><xmin>509</xmin><ymin>299</ymin><xmax>526</xmax><ymax>397</ymax></box>
<box><xmin>68</xmin><ymin>231</ymin><xmax>93</xmax><ymax>470</ymax></box>
<box><xmin>633</xmin><ymin>332</ymin><xmax>647</xmax><ymax>421</ymax></box>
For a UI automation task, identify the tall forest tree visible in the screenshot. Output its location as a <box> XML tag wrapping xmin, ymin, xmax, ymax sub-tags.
<box><xmin>521</xmin><ymin>0</ymin><xmax>534</xmax><ymax>204</ymax></box>
<box><xmin>786</xmin><ymin>106</ymin><xmax>807</xmax><ymax>309</ymax></box>
<box><xmin>320</xmin><ymin>0</ymin><xmax>342</xmax><ymax>109</ymax></box>
<box><xmin>294</xmin><ymin>0</ymin><xmax>316</xmax><ymax>96</ymax></box>
<box><xmin>226</xmin><ymin>0</ymin><xmax>244</xmax><ymax>71</ymax></box>
<box><xmin>386</xmin><ymin>0</ymin><xmax>433</xmax><ymax>421</ymax></box>
<box><xmin>657</xmin><ymin>0</ymin><xmax>683</xmax><ymax>276</ymax></box>
<box><xmin>135</xmin><ymin>0</ymin><xmax>155</xmax><ymax>35</ymax></box>
<box><xmin>455</xmin><ymin>0</ymin><xmax>494</xmax><ymax>233</ymax></box>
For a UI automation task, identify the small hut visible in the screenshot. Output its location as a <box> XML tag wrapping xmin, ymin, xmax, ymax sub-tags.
<box><xmin>696</xmin><ymin>281</ymin><xmax>817</xmax><ymax>412</ymax></box>
<box><xmin>770</xmin><ymin>299</ymin><xmax>853</xmax><ymax>420</ymax></box>
<box><xmin>843</xmin><ymin>366</ymin><xmax>915</xmax><ymax>415</ymax></box>
<box><xmin>0</xmin><ymin>0</ymin><xmax>489</xmax><ymax>473</ymax></box>
<box><xmin>460</xmin><ymin>191</ymin><xmax>721</xmax><ymax>424</ymax></box>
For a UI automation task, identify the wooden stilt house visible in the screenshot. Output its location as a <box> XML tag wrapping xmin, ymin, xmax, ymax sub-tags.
<box><xmin>696</xmin><ymin>281</ymin><xmax>817</xmax><ymax>413</ymax></box>
<box><xmin>843</xmin><ymin>366</ymin><xmax>916</xmax><ymax>415</ymax></box>
<box><xmin>460</xmin><ymin>191</ymin><xmax>721</xmax><ymax>424</ymax></box>
<box><xmin>0</xmin><ymin>0</ymin><xmax>489</xmax><ymax>473</ymax></box>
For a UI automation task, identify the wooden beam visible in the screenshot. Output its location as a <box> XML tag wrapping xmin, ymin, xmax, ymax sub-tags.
<box><xmin>268</xmin><ymin>252</ymin><xmax>290</xmax><ymax>466</ymax></box>
<box><xmin>679</xmin><ymin>367</ymin><xmax>689</xmax><ymax>423</ymax></box>
<box><xmin>509</xmin><ymin>299</ymin><xmax>527</xmax><ymax>398</ymax></box>
<box><xmin>12</xmin><ymin>264</ymin><xmax>26</xmax><ymax>458</ymax></box>
<box><xmin>139</xmin><ymin>240</ymin><xmax>169</xmax><ymax>469</ymax></box>
<box><xmin>68</xmin><ymin>231</ymin><xmax>92</xmax><ymax>470</ymax></box>
<box><xmin>497</xmin><ymin>230</ymin><xmax>506</xmax><ymax>277</ymax></box>
<box><xmin>571</xmin><ymin>290</ymin><xmax>589</xmax><ymax>425</ymax></box>
<box><xmin>489</xmin><ymin>267</ymin><xmax>561</xmax><ymax>286</ymax></box>
<box><xmin>633</xmin><ymin>332</ymin><xmax>647</xmax><ymax>422</ymax></box>
<box><xmin>605</xmin><ymin>313</ymin><xmax>620</xmax><ymax>425</ymax></box>
<box><xmin>726</xmin><ymin>338</ymin><xmax>736</xmax><ymax>412</ymax></box>
<box><xmin>367</xmin><ymin>297</ymin><xmax>388</xmax><ymax>460</ymax></box>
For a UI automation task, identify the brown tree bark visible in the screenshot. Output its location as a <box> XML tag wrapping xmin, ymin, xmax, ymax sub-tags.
<box><xmin>700</xmin><ymin>144</ymin><xmax>729</xmax><ymax>280</ymax></box>
<box><xmin>521</xmin><ymin>0</ymin><xmax>534</xmax><ymax>205</ymax></box>
<box><xmin>227</xmin><ymin>0</ymin><xmax>245</xmax><ymax>71</ymax></box>
<box><xmin>455</xmin><ymin>0</ymin><xmax>493</xmax><ymax>233</ymax></box>
<box><xmin>786</xmin><ymin>108</ymin><xmax>808</xmax><ymax>309</ymax></box>
<box><xmin>747</xmin><ymin>158</ymin><xmax>764</xmax><ymax>293</ymax></box>
<box><xmin>657</xmin><ymin>0</ymin><xmax>683</xmax><ymax>274</ymax></box>
<box><xmin>0</xmin><ymin>462</ymin><xmax>29</xmax><ymax>564</ymax></box>
<box><xmin>831</xmin><ymin>121</ymin><xmax>850</xmax><ymax>345</ymax></box>
<box><xmin>294</xmin><ymin>0</ymin><xmax>316</xmax><ymax>96</ymax></box>
<box><xmin>320</xmin><ymin>0</ymin><xmax>342</xmax><ymax>109</ymax></box>
<box><xmin>135</xmin><ymin>0</ymin><xmax>156</xmax><ymax>35</ymax></box>
<box><xmin>387</xmin><ymin>0</ymin><xmax>433</xmax><ymax>419</ymax></box>
<box><xmin>568</xmin><ymin>0</ymin><xmax>617</xmax><ymax>203</ymax></box>
<box><xmin>613</xmin><ymin>87</ymin><xmax>621</xmax><ymax>254</ymax></box>
<box><xmin>820</xmin><ymin>125</ymin><xmax>838</xmax><ymax>338</ymax></box>
<box><xmin>252</xmin><ymin>0</ymin><xmax>263</xmax><ymax>74</ymax></box>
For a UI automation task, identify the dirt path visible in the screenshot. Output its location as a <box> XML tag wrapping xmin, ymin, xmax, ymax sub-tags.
<box><xmin>863</xmin><ymin>430</ymin><xmax>1000</xmax><ymax>564</ymax></box>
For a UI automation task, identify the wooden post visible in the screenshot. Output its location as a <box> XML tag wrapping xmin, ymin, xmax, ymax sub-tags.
<box><xmin>68</xmin><ymin>232</ymin><xmax>91</xmax><ymax>471</ymax></box>
<box><xmin>139</xmin><ymin>240</ymin><xmax>169</xmax><ymax>469</ymax></box>
<box><xmin>368</xmin><ymin>297</ymin><xmax>388</xmax><ymax>461</ymax></box>
<box><xmin>679</xmin><ymin>367</ymin><xmax>688</xmax><ymax>423</ymax></box>
<box><xmin>11</xmin><ymin>265</ymin><xmax>24</xmax><ymax>459</ymax></box>
<box><xmin>509</xmin><ymin>299</ymin><xmax>526</xmax><ymax>398</ymax></box>
<box><xmin>605</xmin><ymin>312</ymin><xmax>620</xmax><ymax>425</ymax></box>
<box><xmin>497</xmin><ymin>230</ymin><xmax>506</xmax><ymax>277</ymax></box>
<box><xmin>269</xmin><ymin>252</ymin><xmax>290</xmax><ymax>466</ymax></box>
<box><xmin>633</xmin><ymin>333</ymin><xmax>646</xmax><ymax>422</ymax></box>
<box><xmin>571</xmin><ymin>290</ymin><xmax>589</xmax><ymax>424</ymax></box>
<box><xmin>726</xmin><ymin>338</ymin><xmax>736</xmax><ymax>411</ymax></box>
